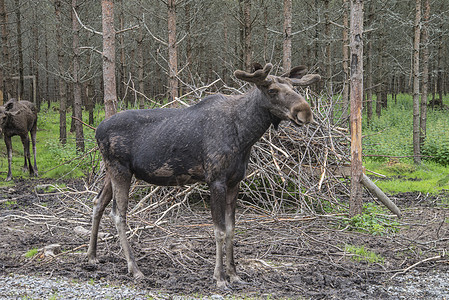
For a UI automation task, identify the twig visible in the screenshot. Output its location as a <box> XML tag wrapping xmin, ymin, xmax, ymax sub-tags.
<box><xmin>71</xmin><ymin>116</ymin><xmax>96</xmax><ymax>130</ymax></box>
<box><xmin>389</xmin><ymin>252</ymin><xmax>446</xmax><ymax>280</ymax></box>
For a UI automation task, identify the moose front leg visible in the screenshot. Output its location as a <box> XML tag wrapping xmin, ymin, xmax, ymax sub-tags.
<box><xmin>110</xmin><ymin>175</ymin><xmax>144</xmax><ymax>280</ymax></box>
<box><xmin>210</xmin><ymin>181</ymin><xmax>246</xmax><ymax>289</ymax></box>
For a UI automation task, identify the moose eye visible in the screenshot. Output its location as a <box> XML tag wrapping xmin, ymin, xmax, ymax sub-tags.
<box><xmin>267</xmin><ymin>88</ymin><xmax>278</xmax><ymax>95</ymax></box>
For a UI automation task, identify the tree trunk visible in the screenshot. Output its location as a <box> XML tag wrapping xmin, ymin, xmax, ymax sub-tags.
<box><xmin>54</xmin><ymin>0</ymin><xmax>67</xmax><ymax>145</ymax></box>
<box><xmin>436</xmin><ymin>18</ymin><xmax>443</xmax><ymax>109</ymax></box>
<box><xmin>72</xmin><ymin>0</ymin><xmax>84</xmax><ymax>152</ymax></box>
<box><xmin>167</xmin><ymin>0</ymin><xmax>178</xmax><ymax>101</ymax></box>
<box><xmin>102</xmin><ymin>0</ymin><xmax>117</xmax><ymax>118</ymax></box>
<box><xmin>420</xmin><ymin>0</ymin><xmax>430</xmax><ymax>147</ymax></box>
<box><xmin>262</xmin><ymin>1</ymin><xmax>268</xmax><ymax>62</ymax></box>
<box><xmin>0</xmin><ymin>0</ymin><xmax>12</xmax><ymax>100</ymax></box>
<box><xmin>324</xmin><ymin>0</ymin><xmax>332</xmax><ymax>94</ymax></box>
<box><xmin>341</xmin><ymin>0</ymin><xmax>350</xmax><ymax>126</ymax></box>
<box><xmin>15</xmin><ymin>0</ymin><xmax>24</xmax><ymax>99</ymax></box>
<box><xmin>282</xmin><ymin>0</ymin><xmax>292</xmax><ymax>72</ymax></box>
<box><xmin>87</xmin><ymin>81</ymin><xmax>94</xmax><ymax>125</ymax></box>
<box><xmin>349</xmin><ymin>0</ymin><xmax>364</xmax><ymax>217</ymax></box>
<box><xmin>119</xmin><ymin>0</ymin><xmax>126</xmax><ymax>107</ymax></box>
<box><xmin>365</xmin><ymin>2</ymin><xmax>374</xmax><ymax>126</ymax></box>
<box><xmin>137</xmin><ymin>20</ymin><xmax>145</xmax><ymax>109</ymax></box>
<box><xmin>243</xmin><ymin>0</ymin><xmax>252</xmax><ymax>72</ymax></box>
<box><xmin>32</xmin><ymin>6</ymin><xmax>40</xmax><ymax>108</ymax></box>
<box><xmin>412</xmin><ymin>0</ymin><xmax>421</xmax><ymax>165</ymax></box>
<box><xmin>376</xmin><ymin>23</ymin><xmax>385</xmax><ymax>118</ymax></box>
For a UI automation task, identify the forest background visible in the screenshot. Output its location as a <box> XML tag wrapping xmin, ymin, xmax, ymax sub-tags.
<box><xmin>0</xmin><ymin>0</ymin><xmax>448</xmax><ymax>187</ymax></box>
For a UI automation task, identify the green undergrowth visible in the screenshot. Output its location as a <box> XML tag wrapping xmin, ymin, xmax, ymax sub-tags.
<box><xmin>365</xmin><ymin>160</ymin><xmax>449</xmax><ymax>194</ymax></box>
<box><xmin>343</xmin><ymin>202</ymin><xmax>400</xmax><ymax>235</ymax></box>
<box><xmin>362</xmin><ymin>93</ymin><xmax>449</xmax><ymax>195</ymax></box>
<box><xmin>363</xmin><ymin>94</ymin><xmax>449</xmax><ymax>165</ymax></box>
<box><xmin>344</xmin><ymin>244</ymin><xmax>384</xmax><ymax>264</ymax></box>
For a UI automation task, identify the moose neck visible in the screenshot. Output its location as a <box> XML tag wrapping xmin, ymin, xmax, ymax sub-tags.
<box><xmin>233</xmin><ymin>87</ymin><xmax>280</xmax><ymax>150</ymax></box>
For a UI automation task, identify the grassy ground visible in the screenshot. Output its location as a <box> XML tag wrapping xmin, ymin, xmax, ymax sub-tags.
<box><xmin>363</xmin><ymin>93</ymin><xmax>449</xmax><ymax>194</ymax></box>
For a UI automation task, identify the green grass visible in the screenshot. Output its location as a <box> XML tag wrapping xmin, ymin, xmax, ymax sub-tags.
<box><xmin>344</xmin><ymin>244</ymin><xmax>384</xmax><ymax>264</ymax></box>
<box><xmin>363</xmin><ymin>93</ymin><xmax>449</xmax><ymax>194</ymax></box>
<box><xmin>365</xmin><ymin>160</ymin><xmax>449</xmax><ymax>194</ymax></box>
<box><xmin>24</xmin><ymin>248</ymin><xmax>38</xmax><ymax>258</ymax></box>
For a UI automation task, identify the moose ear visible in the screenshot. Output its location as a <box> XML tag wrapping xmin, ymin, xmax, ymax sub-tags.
<box><xmin>282</xmin><ymin>65</ymin><xmax>308</xmax><ymax>79</ymax></box>
<box><xmin>251</xmin><ymin>63</ymin><xmax>263</xmax><ymax>72</ymax></box>
<box><xmin>5</xmin><ymin>101</ymin><xmax>14</xmax><ymax>111</ymax></box>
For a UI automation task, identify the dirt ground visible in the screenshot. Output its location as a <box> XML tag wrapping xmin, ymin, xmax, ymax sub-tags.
<box><xmin>0</xmin><ymin>178</ymin><xmax>448</xmax><ymax>299</ymax></box>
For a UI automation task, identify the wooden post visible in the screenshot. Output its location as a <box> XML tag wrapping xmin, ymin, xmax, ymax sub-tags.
<box><xmin>349</xmin><ymin>0</ymin><xmax>364</xmax><ymax>217</ymax></box>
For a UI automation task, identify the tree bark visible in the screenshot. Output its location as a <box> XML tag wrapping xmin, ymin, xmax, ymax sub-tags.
<box><xmin>243</xmin><ymin>0</ymin><xmax>252</xmax><ymax>72</ymax></box>
<box><xmin>72</xmin><ymin>0</ymin><xmax>84</xmax><ymax>152</ymax></box>
<box><xmin>167</xmin><ymin>0</ymin><xmax>178</xmax><ymax>101</ymax></box>
<box><xmin>349</xmin><ymin>0</ymin><xmax>364</xmax><ymax>217</ymax></box>
<box><xmin>412</xmin><ymin>0</ymin><xmax>421</xmax><ymax>165</ymax></box>
<box><xmin>365</xmin><ymin>2</ymin><xmax>374</xmax><ymax>126</ymax></box>
<box><xmin>0</xmin><ymin>0</ymin><xmax>12</xmax><ymax>100</ymax></box>
<box><xmin>420</xmin><ymin>0</ymin><xmax>430</xmax><ymax>147</ymax></box>
<box><xmin>119</xmin><ymin>0</ymin><xmax>126</xmax><ymax>107</ymax></box>
<box><xmin>137</xmin><ymin>19</ymin><xmax>145</xmax><ymax>109</ymax></box>
<box><xmin>55</xmin><ymin>0</ymin><xmax>67</xmax><ymax>145</ymax></box>
<box><xmin>32</xmin><ymin>6</ymin><xmax>40</xmax><ymax>108</ymax></box>
<box><xmin>324</xmin><ymin>0</ymin><xmax>332</xmax><ymax>94</ymax></box>
<box><xmin>102</xmin><ymin>0</ymin><xmax>117</xmax><ymax>118</ymax></box>
<box><xmin>376</xmin><ymin>23</ymin><xmax>384</xmax><ymax>118</ymax></box>
<box><xmin>282</xmin><ymin>0</ymin><xmax>292</xmax><ymax>72</ymax></box>
<box><xmin>341</xmin><ymin>0</ymin><xmax>350</xmax><ymax>126</ymax></box>
<box><xmin>15</xmin><ymin>0</ymin><xmax>24</xmax><ymax>99</ymax></box>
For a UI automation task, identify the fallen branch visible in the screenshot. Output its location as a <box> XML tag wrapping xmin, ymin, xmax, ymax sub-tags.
<box><xmin>390</xmin><ymin>252</ymin><xmax>446</xmax><ymax>280</ymax></box>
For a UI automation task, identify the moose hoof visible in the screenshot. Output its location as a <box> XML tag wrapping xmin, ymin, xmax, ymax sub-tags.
<box><xmin>86</xmin><ymin>253</ymin><xmax>99</xmax><ymax>265</ymax></box>
<box><xmin>133</xmin><ymin>270</ymin><xmax>145</xmax><ymax>281</ymax></box>
<box><xmin>230</xmin><ymin>276</ymin><xmax>249</xmax><ymax>286</ymax></box>
<box><xmin>216</xmin><ymin>279</ymin><xmax>232</xmax><ymax>291</ymax></box>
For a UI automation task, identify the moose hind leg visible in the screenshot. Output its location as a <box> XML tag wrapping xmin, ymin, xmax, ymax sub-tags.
<box><xmin>5</xmin><ymin>136</ymin><xmax>13</xmax><ymax>181</ymax></box>
<box><xmin>87</xmin><ymin>175</ymin><xmax>113</xmax><ymax>264</ymax></box>
<box><xmin>20</xmin><ymin>135</ymin><xmax>32</xmax><ymax>174</ymax></box>
<box><xmin>224</xmin><ymin>183</ymin><xmax>246</xmax><ymax>285</ymax></box>
<box><xmin>210</xmin><ymin>181</ymin><xmax>229</xmax><ymax>289</ymax></box>
<box><xmin>110</xmin><ymin>174</ymin><xmax>144</xmax><ymax>279</ymax></box>
<box><xmin>30</xmin><ymin>127</ymin><xmax>38</xmax><ymax>176</ymax></box>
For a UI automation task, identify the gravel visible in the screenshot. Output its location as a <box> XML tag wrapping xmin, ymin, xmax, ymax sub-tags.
<box><xmin>0</xmin><ymin>273</ymin><xmax>225</xmax><ymax>300</ymax></box>
<box><xmin>1</xmin><ymin>270</ymin><xmax>449</xmax><ymax>299</ymax></box>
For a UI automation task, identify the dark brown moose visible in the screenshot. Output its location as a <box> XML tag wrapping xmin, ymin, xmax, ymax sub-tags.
<box><xmin>87</xmin><ymin>63</ymin><xmax>320</xmax><ymax>289</ymax></box>
<box><xmin>0</xmin><ymin>98</ymin><xmax>38</xmax><ymax>181</ymax></box>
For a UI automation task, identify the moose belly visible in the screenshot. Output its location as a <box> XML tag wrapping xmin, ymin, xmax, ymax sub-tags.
<box><xmin>132</xmin><ymin>162</ymin><xmax>205</xmax><ymax>186</ymax></box>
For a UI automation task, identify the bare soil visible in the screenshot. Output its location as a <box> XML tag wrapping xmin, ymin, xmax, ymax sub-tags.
<box><xmin>1</xmin><ymin>178</ymin><xmax>448</xmax><ymax>299</ymax></box>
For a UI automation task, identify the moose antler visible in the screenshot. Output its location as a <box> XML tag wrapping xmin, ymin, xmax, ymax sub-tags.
<box><xmin>234</xmin><ymin>63</ymin><xmax>273</xmax><ymax>86</ymax></box>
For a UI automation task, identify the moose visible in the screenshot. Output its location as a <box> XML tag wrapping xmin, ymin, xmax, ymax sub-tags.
<box><xmin>0</xmin><ymin>98</ymin><xmax>38</xmax><ymax>181</ymax></box>
<box><xmin>87</xmin><ymin>63</ymin><xmax>320</xmax><ymax>289</ymax></box>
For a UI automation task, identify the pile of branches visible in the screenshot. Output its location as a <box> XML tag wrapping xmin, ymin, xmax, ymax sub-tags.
<box><xmin>85</xmin><ymin>81</ymin><xmax>352</xmax><ymax>221</ymax></box>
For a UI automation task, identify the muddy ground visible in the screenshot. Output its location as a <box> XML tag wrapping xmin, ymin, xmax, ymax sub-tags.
<box><xmin>0</xmin><ymin>178</ymin><xmax>448</xmax><ymax>299</ymax></box>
